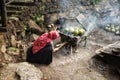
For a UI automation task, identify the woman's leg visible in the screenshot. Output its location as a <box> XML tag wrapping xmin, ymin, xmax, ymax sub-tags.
<box><xmin>26</xmin><ymin>46</ymin><xmax>34</xmax><ymax>62</ymax></box>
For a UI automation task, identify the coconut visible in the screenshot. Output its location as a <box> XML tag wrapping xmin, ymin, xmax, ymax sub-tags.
<box><xmin>73</xmin><ymin>30</ymin><xmax>79</xmax><ymax>36</ymax></box>
<box><xmin>64</xmin><ymin>27</ymin><xmax>69</xmax><ymax>32</ymax></box>
<box><xmin>69</xmin><ymin>27</ymin><xmax>75</xmax><ymax>33</ymax></box>
<box><xmin>79</xmin><ymin>28</ymin><xmax>85</xmax><ymax>35</ymax></box>
<box><xmin>115</xmin><ymin>31</ymin><xmax>120</xmax><ymax>35</ymax></box>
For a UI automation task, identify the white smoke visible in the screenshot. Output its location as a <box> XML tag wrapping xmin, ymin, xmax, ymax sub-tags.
<box><xmin>84</xmin><ymin>15</ymin><xmax>97</xmax><ymax>36</ymax></box>
<box><xmin>59</xmin><ymin>0</ymin><xmax>120</xmax><ymax>36</ymax></box>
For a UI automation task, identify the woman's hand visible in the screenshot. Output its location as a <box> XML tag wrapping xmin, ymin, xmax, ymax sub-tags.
<box><xmin>53</xmin><ymin>48</ymin><xmax>59</xmax><ymax>53</ymax></box>
<box><xmin>53</xmin><ymin>42</ymin><xmax>68</xmax><ymax>53</ymax></box>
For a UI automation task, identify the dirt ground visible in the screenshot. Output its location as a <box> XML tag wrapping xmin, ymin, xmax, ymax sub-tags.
<box><xmin>34</xmin><ymin>28</ymin><xmax>120</xmax><ymax>80</ymax></box>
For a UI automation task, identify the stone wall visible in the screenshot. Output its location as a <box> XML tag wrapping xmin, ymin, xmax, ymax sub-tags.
<box><xmin>40</xmin><ymin>0</ymin><xmax>59</xmax><ymax>13</ymax></box>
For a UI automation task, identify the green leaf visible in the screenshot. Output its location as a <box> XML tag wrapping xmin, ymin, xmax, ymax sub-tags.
<box><xmin>8</xmin><ymin>47</ymin><xmax>16</xmax><ymax>51</ymax></box>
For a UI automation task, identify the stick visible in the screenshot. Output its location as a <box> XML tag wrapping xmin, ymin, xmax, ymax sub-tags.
<box><xmin>56</xmin><ymin>42</ymin><xmax>68</xmax><ymax>51</ymax></box>
<box><xmin>70</xmin><ymin>46</ymin><xmax>73</xmax><ymax>55</ymax></box>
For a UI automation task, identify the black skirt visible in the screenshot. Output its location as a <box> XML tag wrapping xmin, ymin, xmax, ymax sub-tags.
<box><xmin>26</xmin><ymin>42</ymin><xmax>53</xmax><ymax>65</ymax></box>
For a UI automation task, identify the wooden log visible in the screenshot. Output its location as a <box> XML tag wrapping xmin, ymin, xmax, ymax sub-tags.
<box><xmin>6</xmin><ymin>5</ymin><xmax>27</xmax><ymax>11</ymax></box>
<box><xmin>10</xmin><ymin>2</ymin><xmax>35</xmax><ymax>6</ymax></box>
<box><xmin>7</xmin><ymin>10</ymin><xmax>22</xmax><ymax>14</ymax></box>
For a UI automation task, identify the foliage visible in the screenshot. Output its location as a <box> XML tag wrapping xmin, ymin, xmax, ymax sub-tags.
<box><xmin>21</xmin><ymin>24</ymin><xmax>27</xmax><ymax>31</ymax></box>
<box><xmin>8</xmin><ymin>47</ymin><xmax>16</xmax><ymax>51</ymax></box>
<box><xmin>30</xmin><ymin>4</ymin><xmax>46</xmax><ymax>28</ymax></box>
<box><xmin>21</xmin><ymin>24</ymin><xmax>27</xmax><ymax>38</ymax></box>
<box><xmin>40</xmin><ymin>4</ymin><xmax>46</xmax><ymax>11</ymax></box>
<box><xmin>90</xmin><ymin>0</ymin><xmax>101</xmax><ymax>6</ymax></box>
<box><xmin>32</xmin><ymin>12</ymin><xmax>44</xmax><ymax>28</ymax></box>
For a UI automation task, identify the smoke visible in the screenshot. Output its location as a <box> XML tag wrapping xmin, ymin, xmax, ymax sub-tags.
<box><xmin>59</xmin><ymin>0</ymin><xmax>81</xmax><ymax>12</ymax></box>
<box><xmin>96</xmin><ymin>0</ymin><xmax>120</xmax><ymax>26</ymax></box>
<box><xmin>84</xmin><ymin>15</ymin><xmax>97</xmax><ymax>36</ymax></box>
<box><xmin>58</xmin><ymin>0</ymin><xmax>120</xmax><ymax>36</ymax></box>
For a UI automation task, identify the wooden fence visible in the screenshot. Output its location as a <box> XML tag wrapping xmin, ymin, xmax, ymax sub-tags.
<box><xmin>0</xmin><ymin>0</ymin><xmax>37</xmax><ymax>29</ymax></box>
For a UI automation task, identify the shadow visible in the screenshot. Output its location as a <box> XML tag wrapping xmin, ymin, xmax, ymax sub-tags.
<box><xmin>89</xmin><ymin>54</ymin><xmax>120</xmax><ymax>80</ymax></box>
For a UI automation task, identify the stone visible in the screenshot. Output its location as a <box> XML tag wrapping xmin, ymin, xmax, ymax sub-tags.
<box><xmin>0</xmin><ymin>45</ymin><xmax>7</xmax><ymax>53</ymax></box>
<box><xmin>4</xmin><ymin>53</ymin><xmax>13</xmax><ymax>62</ymax></box>
<box><xmin>27</xmin><ymin>20</ymin><xmax>43</xmax><ymax>35</ymax></box>
<box><xmin>21</xmin><ymin>45</ymin><xmax>28</xmax><ymax>61</ymax></box>
<box><xmin>30</xmin><ymin>34</ymin><xmax>39</xmax><ymax>41</ymax></box>
<box><xmin>9</xmin><ymin>17</ymin><xmax>19</xmax><ymax>21</ymax></box>
<box><xmin>96</xmin><ymin>41</ymin><xmax>120</xmax><ymax>54</ymax></box>
<box><xmin>76</xmin><ymin>14</ymin><xmax>86</xmax><ymax>24</ymax></box>
<box><xmin>41</xmin><ymin>0</ymin><xmax>46</xmax><ymax>3</ymax></box>
<box><xmin>49</xmin><ymin>14</ymin><xmax>59</xmax><ymax>24</ymax></box>
<box><xmin>7</xmin><ymin>48</ymin><xmax>20</xmax><ymax>56</ymax></box>
<box><xmin>0</xmin><ymin>62</ymin><xmax>43</xmax><ymax>80</ymax></box>
<box><xmin>11</xmin><ymin>35</ymin><xmax>17</xmax><ymax>47</ymax></box>
<box><xmin>16</xmin><ymin>41</ymin><xmax>22</xmax><ymax>48</ymax></box>
<box><xmin>46</xmin><ymin>0</ymin><xmax>51</xmax><ymax>2</ymax></box>
<box><xmin>16</xmin><ymin>62</ymin><xmax>43</xmax><ymax>80</ymax></box>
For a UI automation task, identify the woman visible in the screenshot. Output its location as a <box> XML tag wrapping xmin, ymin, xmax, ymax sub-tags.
<box><xmin>26</xmin><ymin>30</ymin><xmax>59</xmax><ymax>65</ymax></box>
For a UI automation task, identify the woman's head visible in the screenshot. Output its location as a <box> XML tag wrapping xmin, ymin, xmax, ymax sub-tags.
<box><xmin>48</xmin><ymin>30</ymin><xmax>59</xmax><ymax>40</ymax></box>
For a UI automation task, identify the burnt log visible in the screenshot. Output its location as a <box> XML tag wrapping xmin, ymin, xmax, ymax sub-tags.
<box><xmin>59</xmin><ymin>32</ymin><xmax>78</xmax><ymax>46</ymax></box>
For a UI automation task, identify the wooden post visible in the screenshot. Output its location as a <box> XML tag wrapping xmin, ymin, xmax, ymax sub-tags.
<box><xmin>1</xmin><ymin>0</ymin><xmax>7</xmax><ymax>27</ymax></box>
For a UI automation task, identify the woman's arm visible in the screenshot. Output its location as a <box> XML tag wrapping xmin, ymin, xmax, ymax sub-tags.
<box><xmin>53</xmin><ymin>42</ymin><xmax>68</xmax><ymax>53</ymax></box>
